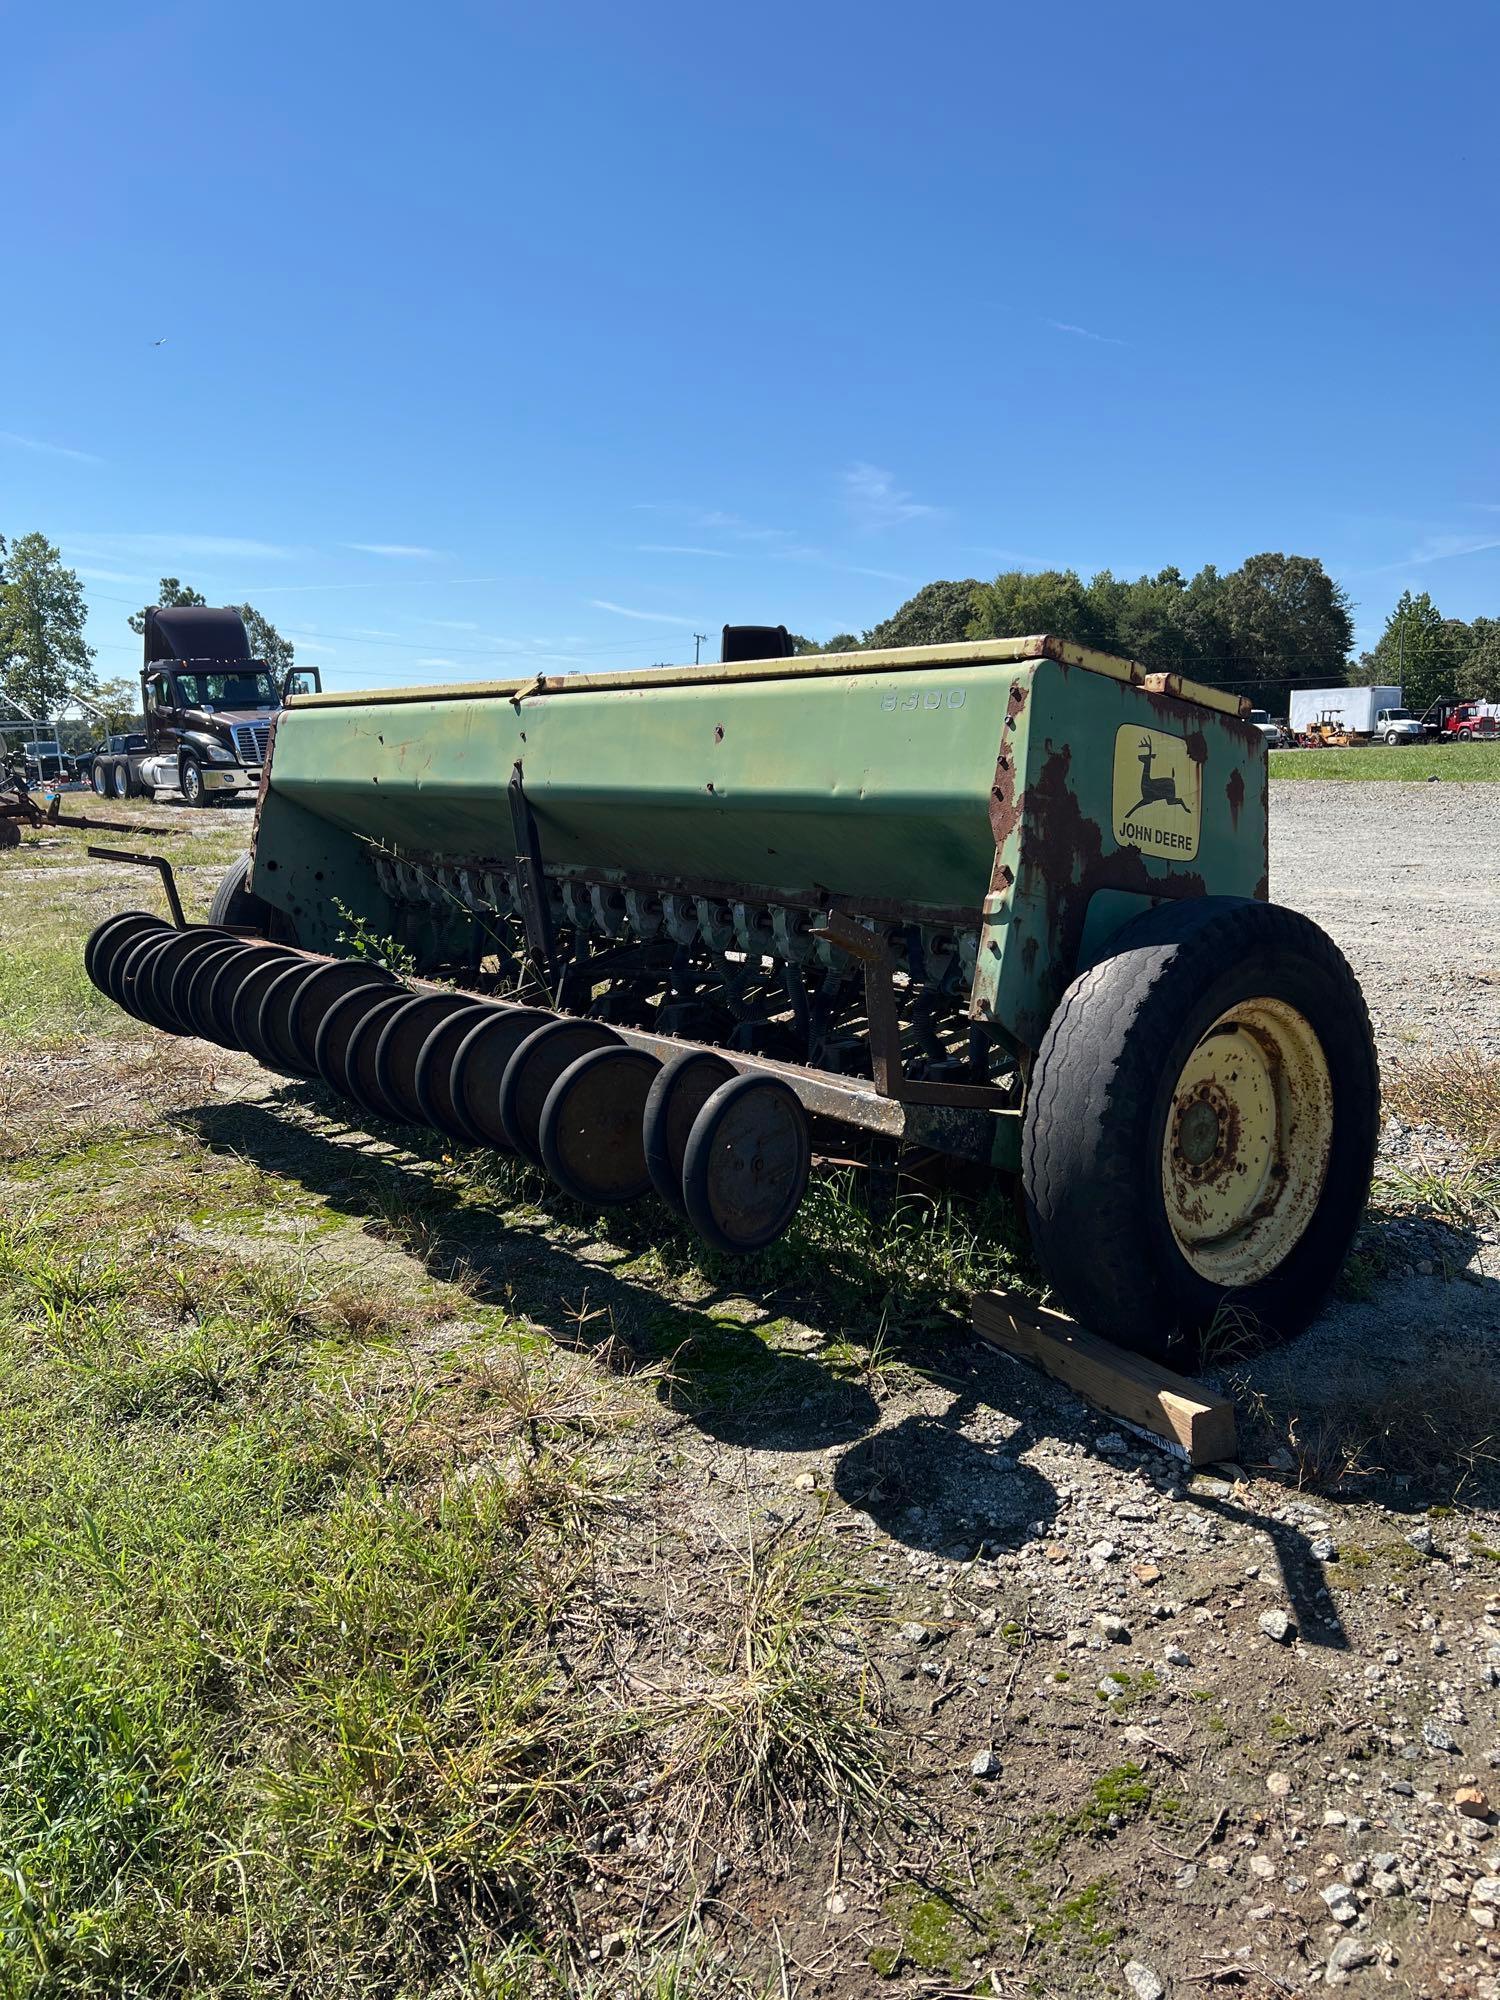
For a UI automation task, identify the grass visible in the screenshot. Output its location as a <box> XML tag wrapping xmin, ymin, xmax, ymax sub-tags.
<box><xmin>0</xmin><ymin>1193</ymin><xmax>653</xmax><ymax>1995</ymax></box>
<box><xmin>659</xmin><ymin>1519</ymin><xmax>889</xmax><ymax>1836</ymax></box>
<box><xmin>1384</xmin><ymin>1052</ymin><xmax>1500</xmax><ymax>1166</ymax></box>
<box><xmin>1270</xmin><ymin>741</ymin><xmax>1500</xmax><ymax>780</ymax></box>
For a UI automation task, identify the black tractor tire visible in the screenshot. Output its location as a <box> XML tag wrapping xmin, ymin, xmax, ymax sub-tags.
<box><xmin>208</xmin><ymin>852</ymin><xmax>294</xmax><ymax>940</ymax></box>
<box><xmin>180</xmin><ymin>754</ymin><xmax>208</xmax><ymax>807</ymax></box>
<box><xmin>92</xmin><ymin>762</ymin><xmax>110</xmax><ymax>797</ymax></box>
<box><xmin>110</xmin><ymin>762</ymin><xmax>131</xmax><ymax>801</ymax></box>
<box><xmin>1021</xmin><ymin>896</ymin><xmax>1379</xmax><ymax>1358</ymax></box>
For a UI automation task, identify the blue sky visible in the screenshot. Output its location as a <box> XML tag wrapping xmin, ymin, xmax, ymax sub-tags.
<box><xmin>3</xmin><ymin>0</ymin><xmax>1498</xmax><ymax>688</ymax></box>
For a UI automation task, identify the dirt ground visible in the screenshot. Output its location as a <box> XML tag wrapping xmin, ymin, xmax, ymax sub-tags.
<box><xmin>2</xmin><ymin>779</ymin><xmax>1497</xmax><ymax>2000</ymax></box>
<box><xmin>1269</xmin><ymin>779</ymin><xmax>1500</xmax><ymax>1059</ymax></box>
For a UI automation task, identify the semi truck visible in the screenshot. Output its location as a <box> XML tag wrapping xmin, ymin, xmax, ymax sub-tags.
<box><xmin>1288</xmin><ymin>685</ymin><xmax>1421</xmax><ymax>744</ymax></box>
<box><xmin>92</xmin><ymin>607</ymin><xmax>319</xmax><ymax>805</ymax></box>
<box><xmin>1422</xmin><ymin>699</ymin><xmax>1500</xmax><ymax>742</ymax></box>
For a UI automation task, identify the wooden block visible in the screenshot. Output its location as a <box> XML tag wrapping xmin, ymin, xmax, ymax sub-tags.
<box><xmin>971</xmin><ymin>1289</ymin><xmax>1237</xmax><ymax>1467</ymax></box>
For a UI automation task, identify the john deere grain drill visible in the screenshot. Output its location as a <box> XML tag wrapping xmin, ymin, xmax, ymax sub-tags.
<box><xmin>88</xmin><ymin>633</ymin><xmax>1378</xmax><ymax>1354</ymax></box>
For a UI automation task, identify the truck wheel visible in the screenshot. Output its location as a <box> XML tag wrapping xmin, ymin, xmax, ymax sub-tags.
<box><xmin>1384</xmin><ymin>730</ymin><xmax>1400</xmax><ymax>745</ymax></box>
<box><xmin>110</xmin><ymin>762</ymin><xmax>131</xmax><ymax>801</ymax></box>
<box><xmin>1022</xmin><ymin>897</ymin><xmax>1378</xmax><ymax>1357</ymax></box>
<box><xmin>92</xmin><ymin>763</ymin><xmax>109</xmax><ymax>797</ymax></box>
<box><xmin>180</xmin><ymin>754</ymin><xmax>208</xmax><ymax>806</ymax></box>
<box><xmin>208</xmin><ymin>851</ymin><xmax>296</xmax><ymax>940</ymax></box>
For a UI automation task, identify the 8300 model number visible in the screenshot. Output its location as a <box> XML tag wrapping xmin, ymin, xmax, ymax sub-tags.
<box><xmin>880</xmin><ymin>688</ymin><xmax>967</xmax><ymax>712</ymax></box>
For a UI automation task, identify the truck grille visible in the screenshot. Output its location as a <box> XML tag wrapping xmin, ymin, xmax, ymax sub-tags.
<box><xmin>233</xmin><ymin>724</ymin><xmax>271</xmax><ymax>767</ymax></box>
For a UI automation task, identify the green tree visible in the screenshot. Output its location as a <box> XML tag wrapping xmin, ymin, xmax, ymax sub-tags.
<box><xmin>127</xmin><ymin>577</ymin><xmax>207</xmax><ymax>633</ymax></box>
<box><xmin>0</xmin><ymin>532</ymin><xmax>97</xmax><ymax>722</ymax></box>
<box><xmin>93</xmin><ymin>675</ymin><xmax>145</xmax><ymax>732</ymax></box>
<box><xmin>1215</xmin><ymin>553</ymin><xmax>1353</xmax><ymax>685</ymax></box>
<box><xmin>1455</xmin><ymin>617</ymin><xmax>1500</xmax><ymax>702</ymax></box>
<box><xmin>867</xmin><ymin>579</ymin><xmax>980</xmax><ymax>649</ymax></box>
<box><xmin>1357</xmin><ymin>591</ymin><xmax>1463</xmax><ymax>713</ymax></box>
<box><xmin>968</xmin><ymin>568</ymin><xmax>1111</xmax><ymax>648</ymax></box>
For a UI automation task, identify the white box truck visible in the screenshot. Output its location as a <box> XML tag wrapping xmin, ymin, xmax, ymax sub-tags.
<box><xmin>1288</xmin><ymin>686</ymin><xmax>1422</xmax><ymax>743</ymax></box>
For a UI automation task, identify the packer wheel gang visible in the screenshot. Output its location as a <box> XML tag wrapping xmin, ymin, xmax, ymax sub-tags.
<box><xmin>87</xmin><ymin>625</ymin><xmax>1378</xmax><ymax>1355</ymax></box>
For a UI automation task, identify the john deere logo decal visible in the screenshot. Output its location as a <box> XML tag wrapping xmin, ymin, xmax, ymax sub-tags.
<box><xmin>1112</xmin><ymin>725</ymin><xmax>1201</xmax><ymax>861</ymax></box>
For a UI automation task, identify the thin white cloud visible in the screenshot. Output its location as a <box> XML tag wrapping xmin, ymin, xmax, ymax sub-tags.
<box><xmin>234</xmin><ymin>575</ymin><xmax>504</xmax><ymax>595</ymax></box>
<box><xmin>842</xmin><ymin>462</ymin><xmax>939</xmax><ymax>531</ymax></box>
<box><xmin>696</xmin><ymin>510</ymin><xmax>790</xmax><ymax>543</ymax></box>
<box><xmin>1353</xmin><ymin>531</ymin><xmax>1500</xmax><ymax>578</ymax></box>
<box><xmin>286</xmin><ymin>637</ymin><xmax>337</xmax><ymax>655</ymax></box>
<box><xmin>417</xmin><ymin>656</ymin><xmax>461</xmax><ymax>668</ymax></box>
<box><xmin>1045</xmin><ymin>319</ymin><xmax>1125</xmax><ymax>346</ymax></box>
<box><xmin>75</xmin><ymin>566</ymin><xmax>145</xmax><ymax>584</ymax></box>
<box><xmin>590</xmin><ymin>599</ymin><xmax>700</xmax><ymax>626</ymax></box>
<box><xmin>66</xmin><ymin>531</ymin><xmax>299</xmax><ymax>561</ymax></box>
<box><xmin>0</xmin><ymin>429</ymin><xmax>103</xmax><ymax>464</ymax></box>
<box><xmin>637</xmin><ymin>544</ymin><xmax>739</xmax><ymax>559</ymax></box>
<box><xmin>344</xmin><ymin>542</ymin><xmax>448</xmax><ymax>559</ymax></box>
<box><xmin>1409</xmin><ymin>532</ymin><xmax>1500</xmax><ymax>564</ymax></box>
<box><xmin>429</xmin><ymin>618</ymin><xmax>480</xmax><ymax>630</ymax></box>
<box><xmin>776</xmin><ymin>546</ymin><xmax>914</xmax><ymax>585</ymax></box>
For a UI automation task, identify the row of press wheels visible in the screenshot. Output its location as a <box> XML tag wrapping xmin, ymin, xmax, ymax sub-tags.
<box><xmin>85</xmin><ymin>911</ymin><xmax>813</xmax><ymax>1254</ymax></box>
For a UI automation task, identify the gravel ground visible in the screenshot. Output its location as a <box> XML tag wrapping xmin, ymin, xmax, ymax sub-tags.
<box><xmin>1271</xmin><ymin>779</ymin><xmax>1500</xmax><ymax>1059</ymax></box>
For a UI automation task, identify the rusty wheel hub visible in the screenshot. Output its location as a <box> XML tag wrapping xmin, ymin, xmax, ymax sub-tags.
<box><xmin>1161</xmin><ymin>997</ymin><xmax>1334</xmax><ymax>1287</ymax></box>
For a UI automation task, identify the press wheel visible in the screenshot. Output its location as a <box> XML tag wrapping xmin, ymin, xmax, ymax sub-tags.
<box><xmin>104</xmin><ymin>925</ymin><xmax>169</xmax><ymax>1009</ymax></box>
<box><xmin>642</xmin><ymin>1049</ymin><xmax>737</xmax><ymax>1212</ymax></box>
<box><xmin>114</xmin><ymin>933</ymin><xmax>186</xmax><ymax>1028</ymax></box>
<box><xmin>284</xmin><ymin>961</ymin><xmax>396</xmax><ymax>1075</ymax></box>
<box><xmin>681</xmin><ymin>1074</ymin><xmax>811</xmax><ymax>1255</ymax></box>
<box><xmin>413</xmin><ymin>1001</ymin><xmax>496</xmax><ymax>1142</ymax></box>
<box><xmin>207</xmin><ymin>944</ymin><xmax>299</xmax><ymax>1047</ymax></box>
<box><xmin>540</xmin><ymin>1045</ymin><xmax>662</xmax><ymax>1205</ymax></box>
<box><xmin>374</xmin><ymin>992</ymin><xmax>482</xmax><ymax>1127</ymax></box>
<box><xmin>342</xmin><ymin>992</ymin><xmax>417</xmax><ymax>1122</ymax></box>
<box><xmin>85</xmin><ymin>911</ymin><xmax>164</xmax><ymax>993</ymax></box>
<box><xmin>147</xmin><ymin>928</ymin><xmax>235</xmax><ymax>1032</ymax></box>
<box><xmin>498</xmin><ymin>1019</ymin><xmax>622</xmax><ymax>1165</ymax></box>
<box><xmin>449</xmin><ymin>1006</ymin><xmax>553</xmax><ymax>1149</ymax></box>
<box><xmin>253</xmin><ymin>961</ymin><xmax>325</xmax><ymax>1076</ymax></box>
<box><xmin>166</xmin><ymin>934</ymin><xmax>244</xmax><ymax>1039</ymax></box>
<box><xmin>232</xmin><ymin>952</ymin><xmax>312</xmax><ymax>1068</ymax></box>
<box><xmin>314</xmin><ymin>983</ymin><xmax>402</xmax><ymax>1100</ymax></box>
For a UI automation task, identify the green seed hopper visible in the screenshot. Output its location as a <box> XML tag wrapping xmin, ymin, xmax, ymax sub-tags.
<box><xmin>88</xmin><ymin>632</ymin><xmax>1378</xmax><ymax>1353</ymax></box>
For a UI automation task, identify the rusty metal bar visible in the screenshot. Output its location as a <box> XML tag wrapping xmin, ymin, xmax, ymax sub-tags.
<box><xmin>86</xmin><ymin>846</ymin><xmax>188</xmax><ymax>929</ymax></box>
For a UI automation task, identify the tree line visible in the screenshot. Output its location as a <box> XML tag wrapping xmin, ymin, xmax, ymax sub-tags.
<box><xmin>794</xmin><ymin>555</ymin><xmax>1500</xmax><ymax>715</ymax></box>
<box><xmin>0</xmin><ymin>533</ymin><xmax>294</xmax><ymax>737</ymax></box>
<box><xmin>5</xmin><ymin>527</ymin><xmax>1496</xmax><ymax>737</ymax></box>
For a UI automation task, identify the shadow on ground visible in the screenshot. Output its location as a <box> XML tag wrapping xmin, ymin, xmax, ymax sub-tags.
<box><xmin>179</xmin><ymin>1090</ymin><xmax>1065</xmax><ymax>1558</ymax></box>
<box><xmin>174</xmin><ymin>1088</ymin><xmax>1495</xmax><ymax>1615</ymax></box>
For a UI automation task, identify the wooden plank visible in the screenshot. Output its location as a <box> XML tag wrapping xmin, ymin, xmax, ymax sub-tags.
<box><xmin>971</xmin><ymin>1289</ymin><xmax>1237</xmax><ymax>1467</ymax></box>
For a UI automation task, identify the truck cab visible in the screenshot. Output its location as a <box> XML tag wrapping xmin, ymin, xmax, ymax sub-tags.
<box><xmin>1443</xmin><ymin>703</ymin><xmax>1499</xmax><ymax>742</ymax></box>
<box><xmin>95</xmin><ymin>606</ymin><xmax>320</xmax><ymax>805</ymax></box>
<box><xmin>1246</xmin><ymin>709</ymin><xmax>1284</xmax><ymax>746</ymax></box>
<box><xmin>1374</xmin><ymin>706</ymin><xmax>1422</xmax><ymax>744</ymax></box>
<box><xmin>21</xmin><ymin>740</ymin><xmax>70</xmax><ymax>783</ymax></box>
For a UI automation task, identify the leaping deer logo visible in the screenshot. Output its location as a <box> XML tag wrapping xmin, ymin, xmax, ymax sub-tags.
<box><xmin>1127</xmin><ymin>734</ymin><xmax>1190</xmax><ymax>819</ymax></box>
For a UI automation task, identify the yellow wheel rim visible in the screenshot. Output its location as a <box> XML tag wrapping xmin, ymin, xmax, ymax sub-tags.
<box><xmin>1160</xmin><ymin>997</ymin><xmax>1333</xmax><ymax>1288</ymax></box>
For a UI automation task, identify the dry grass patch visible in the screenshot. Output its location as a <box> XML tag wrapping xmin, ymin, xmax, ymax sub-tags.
<box><xmin>1385</xmin><ymin>1051</ymin><xmax>1500</xmax><ymax>1165</ymax></box>
<box><xmin>656</xmin><ymin>1519</ymin><xmax>891</xmax><ymax>1844</ymax></box>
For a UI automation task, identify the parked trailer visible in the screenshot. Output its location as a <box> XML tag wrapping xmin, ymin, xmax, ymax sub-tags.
<box><xmin>87</xmin><ymin>632</ymin><xmax>1379</xmax><ymax>1356</ymax></box>
<box><xmin>1287</xmin><ymin>686</ymin><xmax>1418</xmax><ymax>743</ymax></box>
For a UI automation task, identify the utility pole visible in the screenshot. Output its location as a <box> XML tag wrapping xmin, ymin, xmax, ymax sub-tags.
<box><xmin>693</xmin><ymin>632</ymin><xmax>708</xmax><ymax>667</ymax></box>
